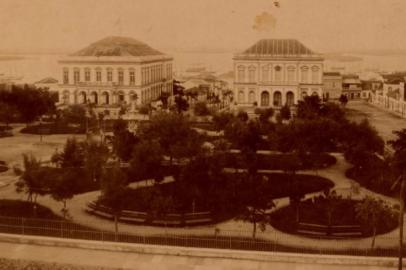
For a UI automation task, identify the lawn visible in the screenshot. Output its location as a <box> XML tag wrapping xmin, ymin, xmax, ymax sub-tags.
<box><xmin>20</xmin><ymin>122</ymin><xmax>85</xmax><ymax>135</ymax></box>
<box><xmin>94</xmin><ymin>172</ymin><xmax>334</xmax><ymax>226</ymax></box>
<box><xmin>271</xmin><ymin>197</ymin><xmax>398</xmax><ymax>238</ymax></box>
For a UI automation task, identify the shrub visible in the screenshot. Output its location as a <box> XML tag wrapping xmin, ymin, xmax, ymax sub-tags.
<box><xmin>194</xmin><ymin>102</ymin><xmax>210</xmax><ymax>116</ymax></box>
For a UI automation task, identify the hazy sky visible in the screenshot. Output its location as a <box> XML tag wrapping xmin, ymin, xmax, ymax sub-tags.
<box><xmin>1</xmin><ymin>0</ymin><xmax>406</xmax><ymax>54</ymax></box>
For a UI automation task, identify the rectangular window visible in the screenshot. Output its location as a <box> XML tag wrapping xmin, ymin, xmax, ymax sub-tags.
<box><xmin>118</xmin><ymin>70</ymin><xmax>124</xmax><ymax>85</ymax></box>
<box><xmin>63</xmin><ymin>70</ymin><xmax>69</xmax><ymax>84</ymax></box>
<box><xmin>107</xmin><ymin>70</ymin><xmax>113</xmax><ymax>82</ymax></box>
<box><xmin>129</xmin><ymin>71</ymin><xmax>135</xmax><ymax>85</ymax></box>
<box><xmin>96</xmin><ymin>71</ymin><xmax>101</xmax><ymax>82</ymax></box>
<box><xmin>74</xmin><ymin>70</ymin><xmax>80</xmax><ymax>83</ymax></box>
<box><xmin>85</xmin><ymin>70</ymin><xmax>90</xmax><ymax>82</ymax></box>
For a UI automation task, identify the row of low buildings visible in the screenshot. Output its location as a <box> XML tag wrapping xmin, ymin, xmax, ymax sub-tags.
<box><xmin>23</xmin><ymin>36</ymin><xmax>402</xmax><ymax>118</ymax></box>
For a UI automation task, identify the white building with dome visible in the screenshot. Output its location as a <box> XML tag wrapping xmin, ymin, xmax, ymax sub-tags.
<box><xmin>57</xmin><ymin>36</ymin><xmax>173</xmax><ymax>118</ymax></box>
<box><xmin>233</xmin><ymin>39</ymin><xmax>324</xmax><ymax>108</ymax></box>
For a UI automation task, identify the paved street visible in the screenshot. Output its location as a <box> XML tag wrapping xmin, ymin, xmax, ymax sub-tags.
<box><xmin>346</xmin><ymin>101</ymin><xmax>406</xmax><ymax>143</ymax></box>
<box><xmin>0</xmin><ymin>240</ymin><xmax>397</xmax><ymax>270</ymax></box>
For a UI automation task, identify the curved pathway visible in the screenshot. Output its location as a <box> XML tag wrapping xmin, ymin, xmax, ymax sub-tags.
<box><xmin>0</xmin><ymin>127</ymin><xmax>400</xmax><ymax>251</ymax></box>
<box><xmin>0</xmin><ymin>151</ymin><xmax>400</xmax><ymax>251</ymax></box>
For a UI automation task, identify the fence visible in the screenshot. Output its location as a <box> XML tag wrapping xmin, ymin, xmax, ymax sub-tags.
<box><xmin>369</xmin><ymin>92</ymin><xmax>406</xmax><ymax>118</ymax></box>
<box><xmin>0</xmin><ymin>215</ymin><xmax>403</xmax><ymax>257</ymax></box>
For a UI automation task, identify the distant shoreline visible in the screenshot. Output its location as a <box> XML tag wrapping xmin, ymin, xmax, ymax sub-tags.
<box><xmin>0</xmin><ymin>55</ymin><xmax>26</xmax><ymax>61</ymax></box>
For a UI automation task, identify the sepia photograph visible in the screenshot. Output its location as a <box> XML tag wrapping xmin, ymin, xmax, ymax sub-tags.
<box><xmin>0</xmin><ymin>0</ymin><xmax>406</xmax><ymax>269</ymax></box>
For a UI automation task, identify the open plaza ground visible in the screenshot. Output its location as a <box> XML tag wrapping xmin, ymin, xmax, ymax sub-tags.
<box><xmin>0</xmin><ymin>101</ymin><xmax>406</xmax><ymax>269</ymax></box>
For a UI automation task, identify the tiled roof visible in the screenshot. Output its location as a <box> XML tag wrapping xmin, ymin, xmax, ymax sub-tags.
<box><xmin>241</xmin><ymin>39</ymin><xmax>315</xmax><ymax>56</ymax></box>
<box><xmin>323</xmin><ymin>72</ymin><xmax>341</xmax><ymax>76</ymax></box>
<box><xmin>72</xmin><ymin>36</ymin><xmax>164</xmax><ymax>57</ymax></box>
<box><xmin>35</xmin><ymin>77</ymin><xmax>58</xmax><ymax>84</ymax></box>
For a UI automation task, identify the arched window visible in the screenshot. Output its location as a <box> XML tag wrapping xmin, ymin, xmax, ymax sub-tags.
<box><xmin>130</xmin><ymin>92</ymin><xmax>138</xmax><ymax>103</ymax></box>
<box><xmin>248</xmin><ymin>90</ymin><xmax>255</xmax><ymax>104</ymax></box>
<box><xmin>301</xmin><ymin>91</ymin><xmax>308</xmax><ymax>99</ymax></box>
<box><xmin>101</xmin><ymin>92</ymin><xmax>109</xmax><ymax>105</ymax></box>
<box><xmin>238</xmin><ymin>90</ymin><xmax>245</xmax><ymax>103</ymax></box>
<box><xmin>273</xmin><ymin>91</ymin><xmax>282</xmax><ymax>107</ymax></box>
<box><xmin>286</xmin><ymin>91</ymin><xmax>294</xmax><ymax>106</ymax></box>
<box><xmin>117</xmin><ymin>91</ymin><xmax>125</xmax><ymax>104</ymax></box>
<box><xmin>261</xmin><ymin>91</ymin><xmax>270</xmax><ymax>106</ymax></box>
<box><xmin>287</xmin><ymin>66</ymin><xmax>295</xmax><ymax>82</ymax></box>
<box><xmin>62</xmin><ymin>90</ymin><xmax>70</xmax><ymax>104</ymax></box>
<box><xmin>274</xmin><ymin>66</ymin><xmax>282</xmax><ymax>82</ymax></box>
<box><xmin>301</xmin><ymin>66</ymin><xmax>309</xmax><ymax>83</ymax></box>
<box><xmin>248</xmin><ymin>66</ymin><xmax>256</xmax><ymax>83</ymax></box>
<box><xmin>78</xmin><ymin>92</ymin><xmax>86</xmax><ymax>104</ymax></box>
<box><xmin>312</xmin><ymin>91</ymin><xmax>319</xmax><ymax>96</ymax></box>
<box><xmin>237</xmin><ymin>66</ymin><xmax>245</xmax><ymax>83</ymax></box>
<box><xmin>262</xmin><ymin>66</ymin><xmax>269</xmax><ymax>82</ymax></box>
<box><xmin>311</xmin><ymin>66</ymin><xmax>320</xmax><ymax>83</ymax></box>
<box><xmin>90</xmin><ymin>92</ymin><xmax>98</xmax><ymax>104</ymax></box>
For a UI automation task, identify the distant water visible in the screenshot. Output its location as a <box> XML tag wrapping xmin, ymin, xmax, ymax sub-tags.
<box><xmin>2</xmin><ymin>52</ymin><xmax>406</xmax><ymax>84</ymax></box>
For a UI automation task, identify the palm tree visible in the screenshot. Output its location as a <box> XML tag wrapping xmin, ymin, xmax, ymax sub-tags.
<box><xmin>15</xmin><ymin>154</ymin><xmax>47</xmax><ymax>203</ymax></box>
<box><xmin>99</xmin><ymin>163</ymin><xmax>128</xmax><ymax>240</ymax></box>
<box><xmin>389</xmin><ymin>129</ymin><xmax>406</xmax><ymax>270</ymax></box>
<box><xmin>355</xmin><ymin>196</ymin><xmax>395</xmax><ymax>249</ymax></box>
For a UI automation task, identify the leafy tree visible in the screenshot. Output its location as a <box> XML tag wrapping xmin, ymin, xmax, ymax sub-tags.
<box><xmin>280</xmin><ymin>105</ymin><xmax>291</xmax><ymax>121</ymax></box>
<box><xmin>193</xmin><ymin>101</ymin><xmax>210</xmax><ymax>116</ymax></box>
<box><xmin>51</xmin><ymin>138</ymin><xmax>84</xmax><ymax>169</ymax></box>
<box><xmin>112</xmin><ymin>119</ymin><xmax>139</xmax><ymax>162</ymax></box>
<box><xmin>61</xmin><ymin>105</ymin><xmax>86</xmax><ymax>126</ymax></box>
<box><xmin>50</xmin><ymin>169</ymin><xmax>78</xmax><ymax>219</ymax></box>
<box><xmin>342</xmin><ymin>119</ymin><xmax>384</xmax><ymax>166</ymax></box>
<box><xmin>138</xmin><ymin>112</ymin><xmax>202</xmax><ymax>164</ymax></box>
<box><xmin>0</xmin><ymin>102</ymin><xmax>19</xmax><ymax>126</ymax></box>
<box><xmin>322</xmin><ymin>189</ymin><xmax>342</xmax><ymax>236</ymax></box>
<box><xmin>130</xmin><ymin>140</ymin><xmax>164</xmax><ymax>183</ymax></box>
<box><xmin>296</xmin><ymin>95</ymin><xmax>322</xmax><ymax>120</ymax></box>
<box><xmin>0</xmin><ymin>84</ymin><xmax>56</xmax><ymax>124</ymax></box>
<box><xmin>355</xmin><ymin>196</ymin><xmax>396</xmax><ymax>249</ymax></box>
<box><xmin>173</xmin><ymin>80</ymin><xmax>189</xmax><ymax>113</ymax></box>
<box><xmin>258</xmin><ymin>108</ymin><xmax>274</xmax><ymax>123</ymax></box>
<box><xmin>339</xmin><ymin>94</ymin><xmax>348</xmax><ymax>107</ymax></box>
<box><xmin>82</xmin><ymin>140</ymin><xmax>110</xmax><ymax>182</ymax></box>
<box><xmin>212</xmin><ymin>111</ymin><xmax>234</xmax><ymax>131</ymax></box>
<box><xmin>149</xmin><ymin>190</ymin><xmax>175</xmax><ymax>230</ymax></box>
<box><xmin>237</xmin><ymin>110</ymin><xmax>249</xmax><ymax>122</ymax></box>
<box><xmin>237</xmin><ymin>174</ymin><xmax>275</xmax><ymax>239</ymax></box>
<box><xmin>99</xmin><ymin>163</ymin><xmax>129</xmax><ymax>239</ymax></box>
<box><xmin>138</xmin><ymin>104</ymin><xmax>151</xmax><ymax>115</ymax></box>
<box><xmin>15</xmin><ymin>154</ymin><xmax>50</xmax><ymax>203</ymax></box>
<box><xmin>159</xmin><ymin>91</ymin><xmax>170</xmax><ymax>109</ymax></box>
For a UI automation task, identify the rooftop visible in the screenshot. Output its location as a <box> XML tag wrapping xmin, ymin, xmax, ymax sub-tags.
<box><xmin>72</xmin><ymin>36</ymin><xmax>164</xmax><ymax>57</ymax></box>
<box><xmin>239</xmin><ymin>39</ymin><xmax>316</xmax><ymax>56</ymax></box>
<box><xmin>323</xmin><ymin>72</ymin><xmax>341</xmax><ymax>76</ymax></box>
<box><xmin>35</xmin><ymin>77</ymin><xmax>58</xmax><ymax>84</ymax></box>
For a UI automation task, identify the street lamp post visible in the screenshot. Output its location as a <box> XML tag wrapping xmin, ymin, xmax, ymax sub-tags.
<box><xmin>39</xmin><ymin>116</ymin><xmax>43</xmax><ymax>143</ymax></box>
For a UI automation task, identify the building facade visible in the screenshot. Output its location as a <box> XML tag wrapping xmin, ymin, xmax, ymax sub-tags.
<box><xmin>233</xmin><ymin>39</ymin><xmax>324</xmax><ymax>108</ymax></box>
<box><xmin>57</xmin><ymin>36</ymin><xmax>173</xmax><ymax>117</ymax></box>
<box><xmin>322</xmin><ymin>72</ymin><xmax>342</xmax><ymax>100</ymax></box>
<box><xmin>342</xmin><ymin>74</ymin><xmax>362</xmax><ymax>99</ymax></box>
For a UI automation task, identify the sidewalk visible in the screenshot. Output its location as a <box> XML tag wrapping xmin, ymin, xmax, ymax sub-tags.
<box><xmin>0</xmin><ymin>234</ymin><xmax>398</xmax><ymax>270</ymax></box>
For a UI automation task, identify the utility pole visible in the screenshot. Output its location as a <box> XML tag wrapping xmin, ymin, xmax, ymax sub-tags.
<box><xmin>400</xmin><ymin>173</ymin><xmax>405</xmax><ymax>270</ymax></box>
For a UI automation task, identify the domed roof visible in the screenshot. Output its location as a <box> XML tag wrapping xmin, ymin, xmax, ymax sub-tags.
<box><xmin>72</xmin><ymin>36</ymin><xmax>164</xmax><ymax>57</ymax></box>
<box><xmin>241</xmin><ymin>39</ymin><xmax>315</xmax><ymax>56</ymax></box>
